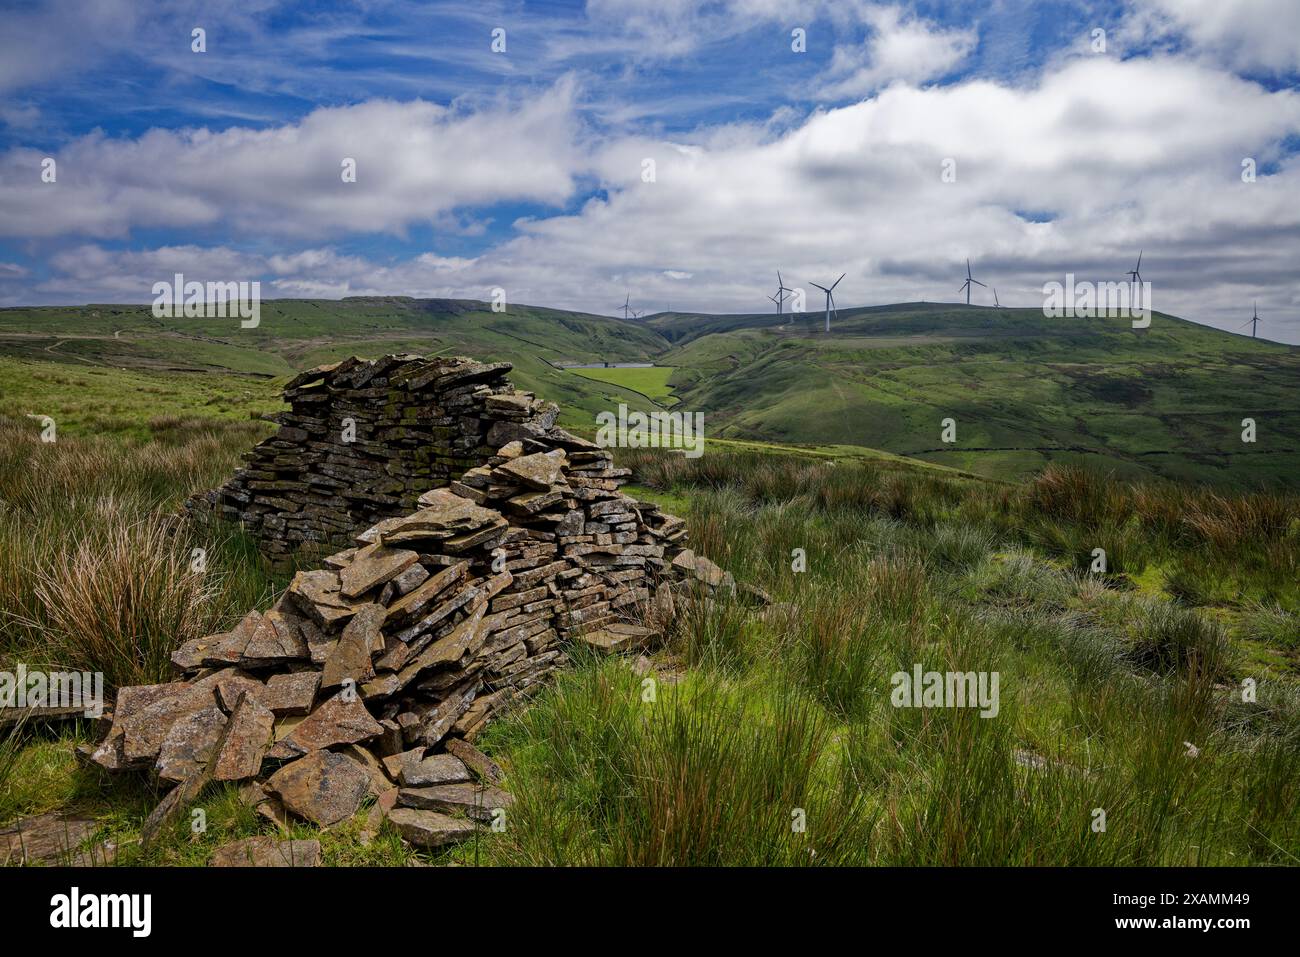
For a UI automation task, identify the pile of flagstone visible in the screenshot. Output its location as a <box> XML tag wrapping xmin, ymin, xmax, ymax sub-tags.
<box><xmin>187</xmin><ymin>354</ymin><xmax>562</xmax><ymax>563</ymax></box>
<box><xmin>88</xmin><ymin>381</ymin><xmax>755</xmax><ymax>853</ymax></box>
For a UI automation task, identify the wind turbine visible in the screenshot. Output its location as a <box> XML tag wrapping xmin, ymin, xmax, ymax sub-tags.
<box><xmin>773</xmin><ymin>271</ymin><xmax>792</xmax><ymax>315</ymax></box>
<box><xmin>809</xmin><ymin>273</ymin><xmax>844</xmax><ymax>333</ymax></box>
<box><xmin>959</xmin><ymin>259</ymin><xmax>986</xmax><ymax>305</ymax></box>
<box><xmin>1240</xmin><ymin>301</ymin><xmax>1261</xmax><ymax>338</ymax></box>
<box><xmin>619</xmin><ymin>293</ymin><xmax>631</xmax><ymax>320</ymax></box>
<box><xmin>1126</xmin><ymin>251</ymin><xmax>1143</xmax><ymax>286</ymax></box>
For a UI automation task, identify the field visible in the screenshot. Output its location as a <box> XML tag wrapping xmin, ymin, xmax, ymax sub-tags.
<box><xmin>1</xmin><ymin>352</ymin><xmax>1298</xmax><ymax>866</ymax></box>
<box><xmin>652</xmin><ymin>304</ymin><xmax>1300</xmax><ymax>487</ymax></box>
<box><xmin>568</xmin><ymin>365</ymin><xmax>680</xmax><ymax>407</ymax></box>
<box><xmin>3</xmin><ymin>297</ymin><xmax>1297</xmax><ymax>487</ymax></box>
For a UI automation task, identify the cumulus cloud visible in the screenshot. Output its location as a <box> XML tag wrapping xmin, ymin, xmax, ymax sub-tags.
<box><xmin>0</xmin><ymin>80</ymin><xmax>584</xmax><ymax>239</ymax></box>
<box><xmin>819</xmin><ymin>4</ymin><xmax>978</xmax><ymax>98</ymax></box>
<box><xmin>1128</xmin><ymin>0</ymin><xmax>1300</xmax><ymax>75</ymax></box>
<box><xmin>7</xmin><ymin>27</ymin><xmax>1300</xmax><ymax>342</ymax></box>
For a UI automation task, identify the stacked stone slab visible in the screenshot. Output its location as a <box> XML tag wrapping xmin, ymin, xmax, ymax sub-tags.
<box><xmin>188</xmin><ymin>354</ymin><xmax>561</xmax><ymax>563</ymax></box>
<box><xmin>90</xmin><ymin>359</ymin><xmax>751</xmax><ymax>852</ymax></box>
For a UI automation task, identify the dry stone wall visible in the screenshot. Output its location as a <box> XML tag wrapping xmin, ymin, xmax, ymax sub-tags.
<box><xmin>188</xmin><ymin>354</ymin><xmax>561</xmax><ymax>562</ymax></box>
<box><xmin>89</xmin><ymin>354</ymin><xmax>758</xmax><ymax>853</ymax></box>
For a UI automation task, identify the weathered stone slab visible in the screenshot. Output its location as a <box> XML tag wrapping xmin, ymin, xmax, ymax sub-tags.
<box><xmin>419</xmin><ymin>680</ymin><xmax>481</xmax><ymax>748</ymax></box>
<box><xmin>211</xmin><ymin>694</ymin><xmax>275</xmax><ymax>781</ymax></box>
<box><xmin>321</xmin><ymin>602</ymin><xmax>386</xmax><ymax>689</ymax></box>
<box><xmin>386</xmin><ymin>560</ymin><xmax>468</xmax><ymax>621</ymax></box>
<box><xmin>340</xmin><ymin>543</ymin><xmax>419</xmax><ymax>599</ymax></box>
<box><xmin>385</xmin><ymin>807</ymin><xmax>476</xmax><ymax>848</ymax></box>
<box><xmin>397</xmin><ymin>783</ymin><xmax>513</xmax><ymax>822</ymax></box>
<box><xmin>120</xmin><ymin>676</ymin><xmax>221</xmax><ymax>764</ymax></box>
<box><xmin>155</xmin><ymin>705</ymin><xmax>228</xmax><ymax>782</ymax></box>
<box><xmin>0</xmin><ymin>812</ymin><xmax>103</xmax><ymax>866</ymax></box>
<box><xmin>493</xmin><ymin>449</ymin><xmax>567</xmax><ymax>491</ymax></box>
<box><xmin>262</xmin><ymin>671</ymin><xmax>321</xmax><ymax>715</ymax></box>
<box><xmin>265</xmin><ymin>750</ymin><xmax>371</xmax><ymax>826</ymax></box>
<box><xmin>381</xmin><ymin>492</ymin><xmax>503</xmax><ymax>543</ymax></box>
<box><xmin>267</xmin><ymin>691</ymin><xmax>383</xmax><ymax>759</ymax></box>
<box><xmin>578</xmin><ymin>623</ymin><xmax>660</xmax><ymax>655</ymax></box>
<box><xmin>211</xmin><ymin>836</ymin><xmax>322</xmax><ymax>867</ymax></box>
<box><xmin>241</xmin><ymin>609</ymin><xmax>310</xmax><ymax>665</ymax></box>
<box><xmin>400</xmin><ymin>752</ymin><xmax>472</xmax><ymax>786</ymax></box>
<box><xmin>288</xmin><ymin>569</ymin><xmax>360</xmax><ymax>627</ymax></box>
<box><xmin>444</xmin><ymin>737</ymin><xmax>504</xmax><ymax>785</ymax></box>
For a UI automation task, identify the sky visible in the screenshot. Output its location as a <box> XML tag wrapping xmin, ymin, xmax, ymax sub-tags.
<box><xmin>1</xmin><ymin>0</ymin><xmax>1298</xmax><ymax>342</ymax></box>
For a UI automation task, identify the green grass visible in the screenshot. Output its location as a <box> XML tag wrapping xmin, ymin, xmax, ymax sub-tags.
<box><xmin>4</xmin><ymin>297</ymin><xmax>1298</xmax><ymax>485</ymax></box>
<box><xmin>0</xmin><ymin>344</ymin><xmax>1297</xmax><ymax>867</ymax></box>
<box><xmin>475</xmin><ymin>451</ymin><xmax>1300</xmax><ymax>866</ymax></box>
<box><xmin>568</xmin><ymin>365</ymin><xmax>679</xmax><ymax>406</ymax></box>
<box><xmin>653</xmin><ymin>302</ymin><xmax>1300</xmax><ymax>487</ymax></box>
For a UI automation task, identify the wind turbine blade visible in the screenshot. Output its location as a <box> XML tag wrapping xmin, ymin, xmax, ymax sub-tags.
<box><xmin>831</xmin><ymin>273</ymin><xmax>845</xmax><ymax>290</ymax></box>
<box><xmin>810</xmin><ymin>283</ymin><xmax>829</xmax><ymax>293</ymax></box>
<box><xmin>972</xmin><ymin>279</ymin><xmax>987</xmax><ymax>288</ymax></box>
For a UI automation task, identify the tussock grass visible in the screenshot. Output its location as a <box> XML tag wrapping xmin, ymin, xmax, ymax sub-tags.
<box><xmin>457</xmin><ymin>445</ymin><xmax>1300</xmax><ymax>867</ymax></box>
<box><xmin>0</xmin><ymin>420</ymin><xmax>282</xmax><ymax>689</ymax></box>
<box><xmin>3</xmin><ymin>405</ymin><xmax>1298</xmax><ymax>866</ymax></box>
<box><xmin>481</xmin><ymin>658</ymin><xmax>876</xmax><ymax>865</ymax></box>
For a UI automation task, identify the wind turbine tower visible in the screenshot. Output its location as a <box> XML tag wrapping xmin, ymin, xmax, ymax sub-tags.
<box><xmin>1127</xmin><ymin>251</ymin><xmax>1143</xmax><ymax>286</ymax></box>
<box><xmin>773</xmin><ymin>271</ymin><xmax>792</xmax><ymax>315</ymax></box>
<box><xmin>809</xmin><ymin>273</ymin><xmax>845</xmax><ymax>333</ymax></box>
<box><xmin>959</xmin><ymin>259</ymin><xmax>986</xmax><ymax>305</ymax></box>
<box><xmin>1242</xmin><ymin>301</ymin><xmax>1262</xmax><ymax>339</ymax></box>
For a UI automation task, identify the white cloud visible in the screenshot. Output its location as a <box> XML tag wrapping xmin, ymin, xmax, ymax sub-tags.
<box><xmin>819</xmin><ymin>5</ymin><xmax>978</xmax><ymax>98</ymax></box>
<box><xmin>0</xmin><ymin>81</ymin><xmax>584</xmax><ymax>239</ymax></box>
<box><xmin>10</xmin><ymin>46</ymin><xmax>1300</xmax><ymax>343</ymax></box>
<box><xmin>1128</xmin><ymin>0</ymin><xmax>1300</xmax><ymax>75</ymax></box>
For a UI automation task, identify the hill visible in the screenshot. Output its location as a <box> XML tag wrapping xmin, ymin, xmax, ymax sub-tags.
<box><xmin>651</xmin><ymin>301</ymin><xmax>1300</xmax><ymax>486</ymax></box>
<box><xmin>2</xmin><ymin>297</ymin><xmax>1297</xmax><ymax>487</ymax></box>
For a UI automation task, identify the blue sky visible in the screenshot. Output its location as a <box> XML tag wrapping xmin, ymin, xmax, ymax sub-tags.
<box><xmin>2</xmin><ymin>0</ymin><xmax>1299</xmax><ymax>341</ymax></box>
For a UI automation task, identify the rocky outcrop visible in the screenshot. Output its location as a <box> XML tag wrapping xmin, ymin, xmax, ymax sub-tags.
<box><xmin>90</xmin><ymin>356</ymin><xmax>756</xmax><ymax>854</ymax></box>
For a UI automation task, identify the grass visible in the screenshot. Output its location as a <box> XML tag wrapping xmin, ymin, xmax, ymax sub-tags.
<box><xmin>473</xmin><ymin>450</ymin><xmax>1300</xmax><ymax>866</ymax></box>
<box><xmin>0</xmin><ymin>357</ymin><xmax>1297</xmax><ymax>866</ymax></box>
<box><xmin>568</xmin><ymin>365</ymin><xmax>680</xmax><ymax>406</ymax></box>
<box><xmin>6</xmin><ymin>296</ymin><xmax>1300</xmax><ymax>486</ymax></box>
<box><xmin>0</xmin><ymin>415</ymin><xmax>286</xmax><ymax>689</ymax></box>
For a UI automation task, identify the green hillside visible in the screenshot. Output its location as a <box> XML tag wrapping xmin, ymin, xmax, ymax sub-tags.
<box><xmin>652</xmin><ymin>302</ymin><xmax>1300</xmax><ymax>487</ymax></box>
<box><xmin>2</xmin><ymin>297</ymin><xmax>1296</xmax><ymax>487</ymax></box>
<box><xmin>0</xmin><ymin>297</ymin><xmax>672</xmax><ymax>428</ymax></box>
